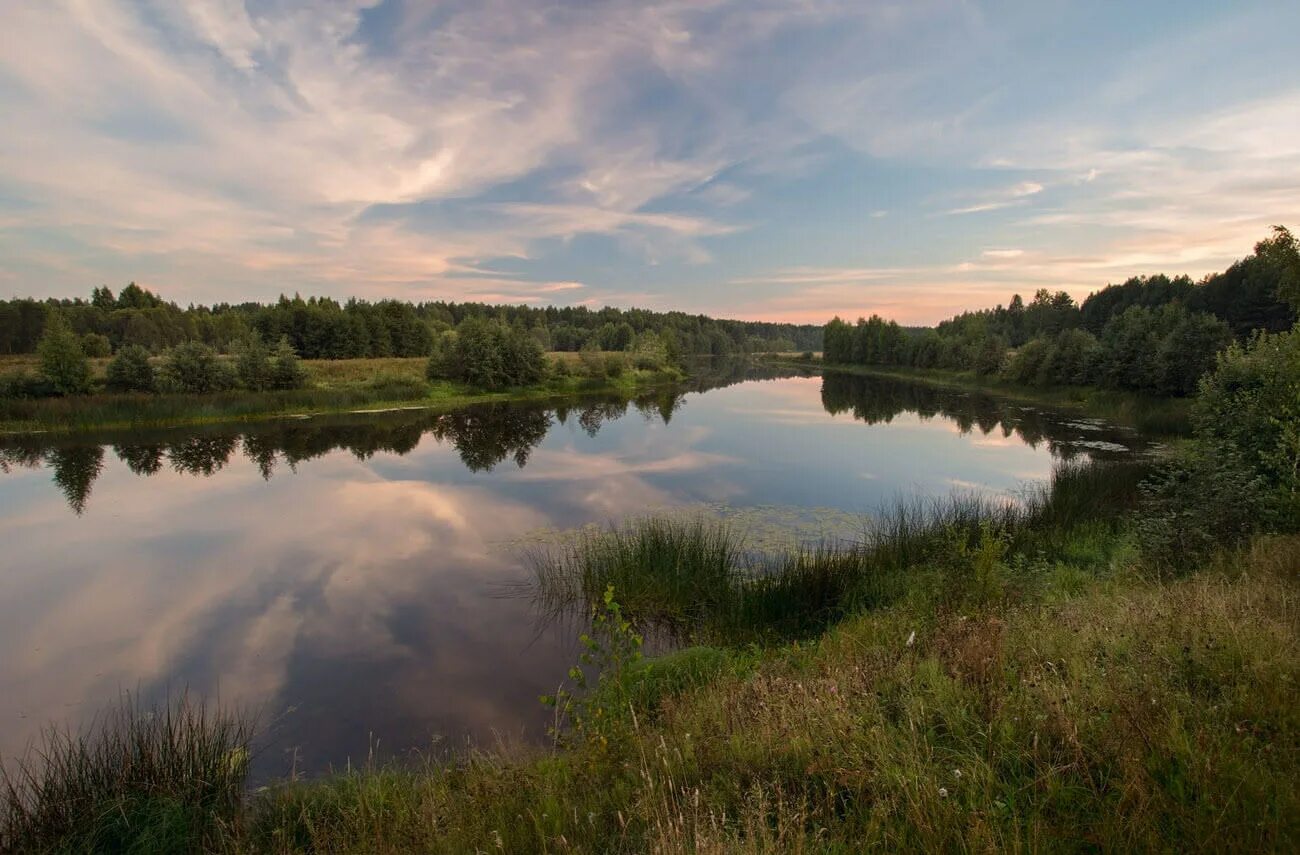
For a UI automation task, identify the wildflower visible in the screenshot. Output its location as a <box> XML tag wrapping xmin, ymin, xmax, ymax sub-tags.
<box><xmin>938</xmin><ymin>787</ymin><xmax>949</xmax><ymax>798</ymax></box>
<box><xmin>953</xmin><ymin>768</ymin><xmax>962</xmax><ymax>779</ymax></box>
<box><xmin>906</xmin><ymin>630</ymin><xmax>916</xmax><ymax>647</ymax></box>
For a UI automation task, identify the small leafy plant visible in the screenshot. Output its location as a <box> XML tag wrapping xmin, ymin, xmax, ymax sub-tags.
<box><xmin>542</xmin><ymin>585</ymin><xmax>644</xmax><ymax>756</ymax></box>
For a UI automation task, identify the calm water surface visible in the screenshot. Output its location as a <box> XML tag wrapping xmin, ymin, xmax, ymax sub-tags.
<box><xmin>0</xmin><ymin>368</ymin><xmax>1152</xmax><ymax>777</ymax></box>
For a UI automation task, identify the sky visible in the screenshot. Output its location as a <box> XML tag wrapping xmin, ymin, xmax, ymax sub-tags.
<box><xmin>1</xmin><ymin>0</ymin><xmax>1298</xmax><ymax>324</ymax></box>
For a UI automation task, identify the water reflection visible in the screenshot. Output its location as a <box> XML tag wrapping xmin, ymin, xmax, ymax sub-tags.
<box><xmin>0</xmin><ymin>368</ymin><xmax>1155</xmax><ymax>778</ymax></box>
<box><xmin>1</xmin><ymin>368</ymin><xmax>1144</xmax><ymax>516</ymax></box>
<box><xmin>820</xmin><ymin>371</ymin><xmax>1144</xmax><ymax>462</ymax></box>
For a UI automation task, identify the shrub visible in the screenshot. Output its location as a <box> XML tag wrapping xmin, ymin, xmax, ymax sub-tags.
<box><xmin>1136</xmin><ymin>450</ymin><xmax>1274</xmax><ymax>568</ymax></box>
<box><xmin>1194</xmin><ymin>328</ymin><xmax>1300</xmax><ymax>506</ymax></box>
<box><xmin>268</xmin><ymin>336</ymin><xmax>307</xmax><ymax>390</ymax></box>
<box><xmin>578</xmin><ymin>343</ymin><xmax>605</xmax><ymax>379</ymax></box>
<box><xmin>37</xmin><ymin>314</ymin><xmax>92</xmax><ymax>395</ymax></box>
<box><xmin>0</xmin><ymin>371</ymin><xmax>57</xmax><ymax>399</ymax></box>
<box><xmin>972</xmin><ymin>335</ymin><xmax>1007</xmax><ymax>376</ymax></box>
<box><xmin>366</xmin><ymin>373</ymin><xmax>427</xmax><ymax>400</ymax></box>
<box><xmin>234</xmin><ymin>335</ymin><xmax>272</xmax><ymax>391</ymax></box>
<box><xmin>603</xmin><ymin>353</ymin><xmax>626</xmax><ymax>378</ymax></box>
<box><xmin>80</xmin><ymin>333</ymin><xmax>112</xmax><ymax>358</ymax></box>
<box><xmin>105</xmin><ymin>345</ymin><xmax>156</xmax><ymax>393</ymax></box>
<box><xmin>1039</xmin><ymin>328</ymin><xmax>1099</xmax><ymax>385</ymax></box>
<box><xmin>159</xmin><ymin>342</ymin><xmax>234</xmax><ymax>394</ymax></box>
<box><xmin>1002</xmin><ymin>338</ymin><xmax>1050</xmax><ymax>385</ymax></box>
<box><xmin>630</xmin><ymin>334</ymin><xmax>668</xmax><ymax>371</ymax></box>
<box><xmin>441</xmin><ymin>318</ymin><xmax>545</xmax><ymax>390</ymax></box>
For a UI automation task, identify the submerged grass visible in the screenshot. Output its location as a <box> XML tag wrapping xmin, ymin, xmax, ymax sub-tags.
<box><xmin>0</xmin><ymin>694</ymin><xmax>254</xmax><ymax>854</ymax></box>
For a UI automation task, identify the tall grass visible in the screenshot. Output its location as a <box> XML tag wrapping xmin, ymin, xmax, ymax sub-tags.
<box><xmin>0</xmin><ymin>694</ymin><xmax>254</xmax><ymax>853</ymax></box>
<box><xmin>531</xmin><ymin>460</ymin><xmax>1155</xmax><ymax>644</ymax></box>
<box><xmin>4</xmin><ymin>472</ymin><xmax>1294</xmax><ymax>852</ymax></box>
<box><xmin>246</xmin><ymin>534</ymin><xmax>1299</xmax><ymax>852</ymax></box>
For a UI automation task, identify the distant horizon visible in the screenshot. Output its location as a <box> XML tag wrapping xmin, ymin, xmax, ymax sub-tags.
<box><xmin>1</xmin><ymin>230</ymin><xmax>1269</xmax><ymax>330</ymax></box>
<box><xmin>3</xmin><ymin>2</ymin><xmax>1298</xmax><ymax>325</ymax></box>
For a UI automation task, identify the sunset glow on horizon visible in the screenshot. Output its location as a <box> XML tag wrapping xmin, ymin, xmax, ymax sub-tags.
<box><xmin>2</xmin><ymin>0</ymin><xmax>1298</xmax><ymax>324</ymax></box>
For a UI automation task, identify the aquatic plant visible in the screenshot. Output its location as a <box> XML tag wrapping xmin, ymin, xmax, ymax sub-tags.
<box><xmin>0</xmin><ymin>693</ymin><xmax>254</xmax><ymax>853</ymax></box>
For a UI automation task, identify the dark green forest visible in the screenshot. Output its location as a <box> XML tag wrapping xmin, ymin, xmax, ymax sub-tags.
<box><xmin>824</xmin><ymin>227</ymin><xmax>1300</xmax><ymax>396</ymax></box>
<box><xmin>0</xmin><ymin>285</ymin><xmax>822</xmax><ymax>360</ymax></box>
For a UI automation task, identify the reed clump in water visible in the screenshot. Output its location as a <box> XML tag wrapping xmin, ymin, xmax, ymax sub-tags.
<box><xmin>0</xmin><ymin>693</ymin><xmax>254</xmax><ymax>854</ymax></box>
<box><xmin>530</xmin><ymin>459</ymin><xmax>1154</xmax><ymax>644</ymax></box>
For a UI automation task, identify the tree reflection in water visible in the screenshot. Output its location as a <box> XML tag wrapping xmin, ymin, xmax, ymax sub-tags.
<box><xmin>0</xmin><ymin>364</ymin><xmax>1148</xmax><ymax>514</ymax></box>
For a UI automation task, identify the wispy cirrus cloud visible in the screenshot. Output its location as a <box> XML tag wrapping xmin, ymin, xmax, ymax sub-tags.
<box><xmin>0</xmin><ymin>1</ymin><xmax>1296</xmax><ymax>323</ymax></box>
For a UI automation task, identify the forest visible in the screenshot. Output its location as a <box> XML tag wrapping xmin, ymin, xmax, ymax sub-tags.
<box><xmin>823</xmin><ymin>226</ymin><xmax>1300</xmax><ymax>396</ymax></box>
<box><xmin>0</xmin><ymin>286</ymin><xmax>822</xmax><ymax>361</ymax></box>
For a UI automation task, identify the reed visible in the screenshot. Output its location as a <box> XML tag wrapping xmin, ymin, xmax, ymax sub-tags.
<box><xmin>0</xmin><ymin>693</ymin><xmax>254</xmax><ymax>853</ymax></box>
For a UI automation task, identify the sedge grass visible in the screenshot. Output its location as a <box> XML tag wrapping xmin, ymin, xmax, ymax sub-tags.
<box><xmin>0</xmin><ymin>693</ymin><xmax>254</xmax><ymax>854</ymax></box>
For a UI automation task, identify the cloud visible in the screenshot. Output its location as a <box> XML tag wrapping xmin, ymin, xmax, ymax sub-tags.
<box><xmin>0</xmin><ymin>1</ymin><xmax>1295</xmax><ymax>323</ymax></box>
<box><xmin>945</xmin><ymin>180</ymin><xmax>1045</xmax><ymax>215</ymax></box>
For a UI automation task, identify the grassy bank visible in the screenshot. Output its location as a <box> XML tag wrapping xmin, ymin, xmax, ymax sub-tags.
<box><xmin>6</xmin><ymin>459</ymin><xmax>1295</xmax><ymax>852</ymax></box>
<box><xmin>0</xmin><ymin>355</ymin><xmax>682</xmax><ymax>434</ymax></box>
<box><xmin>769</xmin><ymin>358</ymin><xmax>1192</xmax><ymax>436</ymax></box>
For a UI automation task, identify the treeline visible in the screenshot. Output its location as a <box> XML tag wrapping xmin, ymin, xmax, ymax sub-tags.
<box><xmin>824</xmin><ymin>227</ymin><xmax>1300</xmax><ymax>396</ymax></box>
<box><xmin>0</xmin><ymin>285</ymin><xmax>821</xmax><ymax>360</ymax></box>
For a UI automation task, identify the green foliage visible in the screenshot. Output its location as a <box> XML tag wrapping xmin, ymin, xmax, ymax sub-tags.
<box><xmin>37</xmin><ymin>313</ymin><xmax>92</xmax><ymax>395</ymax></box>
<box><xmin>543</xmin><ymin>586</ymin><xmax>644</xmax><ymax>755</ymax></box>
<box><xmin>1194</xmin><ymin>328</ymin><xmax>1300</xmax><ymax>507</ymax></box>
<box><xmin>269</xmin><ymin>335</ymin><xmax>307</xmax><ymax>390</ymax></box>
<box><xmin>630</xmin><ymin>332</ymin><xmax>670</xmax><ymax>370</ymax></box>
<box><xmin>1266</xmin><ymin>225</ymin><xmax>1300</xmax><ymax>312</ymax></box>
<box><xmin>972</xmin><ymin>334</ymin><xmax>1007</xmax><ymax>376</ymax></box>
<box><xmin>577</xmin><ymin>341</ymin><xmax>605</xmax><ymax>378</ymax></box>
<box><xmin>105</xmin><ymin>345</ymin><xmax>156</xmax><ymax>393</ymax></box>
<box><xmin>0</xmin><ymin>370</ymin><xmax>56</xmax><ymax>399</ymax></box>
<box><xmin>79</xmin><ymin>332</ymin><xmax>112</xmax><ymax>358</ymax></box>
<box><xmin>1135</xmin><ymin>326</ymin><xmax>1300</xmax><ymax>567</ymax></box>
<box><xmin>436</xmin><ymin>317</ymin><xmax>546</xmax><ymax>390</ymax></box>
<box><xmin>159</xmin><ymin>341</ymin><xmax>234</xmax><ymax>394</ymax></box>
<box><xmin>0</xmin><ymin>694</ymin><xmax>253</xmax><ymax>853</ymax></box>
<box><xmin>234</xmin><ymin>334</ymin><xmax>272</xmax><ymax>391</ymax></box>
<box><xmin>602</xmin><ymin>352</ymin><xmax>626</xmax><ymax>378</ymax></box>
<box><xmin>1137</xmin><ymin>450</ymin><xmax>1273</xmax><ymax>568</ymax></box>
<box><xmin>550</xmin><ymin>354</ymin><xmax>573</xmax><ymax>378</ymax></box>
<box><xmin>823</xmin><ymin>228</ymin><xmax>1293</xmax><ymax>398</ymax></box>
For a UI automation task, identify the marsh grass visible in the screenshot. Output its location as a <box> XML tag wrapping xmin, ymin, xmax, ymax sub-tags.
<box><xmin>531</xmin><ymin>460</ymin><xmax>1154</xmax><ymax>644</ymax></box>
<box><xmin>6</xmin><ymin>512</ymin><xmax>1295</xmax><ymax>852</ymax></box>
<box><xmin>239</xmin><ymin>534</ymin><xmax>1299</xmax><ymax>853</ymax></box>
<box><xmin>0</xmin><ymin>693</ymin><xmax>254</xmax><ymax>853</ymax></box>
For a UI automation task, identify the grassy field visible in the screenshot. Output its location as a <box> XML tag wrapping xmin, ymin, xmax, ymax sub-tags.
<box><xmin>0</xmin><ymin>354</ymin><xmax>679</xmax><ymax>433</ymax></box>
<box><xmin>767</xmin><ymin>357</ymin><xmax>1193</xmax><ymax>436</ymax></box>
<box><xmin>4</xmin><ymin>458</ymin><xmax>1295</xmax><ymax>852</ymax></box>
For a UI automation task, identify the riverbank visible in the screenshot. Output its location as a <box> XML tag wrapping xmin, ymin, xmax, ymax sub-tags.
<box><xmin>4</xmin><ymin>453</ymin><xmax>1297</xmax><ymax>852</ymax></box>
<box><xmin>767</xmin><ymin>357</ymin><xmax>1193</xmax><ymax>436</ymax></box>
<box><xmin>0</xmin><ymin>355</ymin><xmax>684</xmax><ymax>434</ymax></box>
